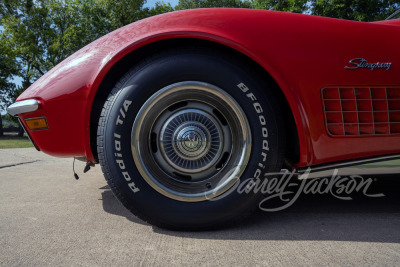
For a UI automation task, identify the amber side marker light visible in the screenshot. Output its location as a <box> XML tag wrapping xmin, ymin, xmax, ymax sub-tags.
<box><xmin>25</xmin><ymin>117</ymin><xmax>48</xmax><ymax>131</ymax></box>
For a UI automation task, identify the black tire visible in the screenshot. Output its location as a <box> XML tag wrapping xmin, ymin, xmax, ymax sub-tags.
<box><xmin>97</xmin><ymin>48</ymin><xmax>285</xmax><ymax>230</ymax></box>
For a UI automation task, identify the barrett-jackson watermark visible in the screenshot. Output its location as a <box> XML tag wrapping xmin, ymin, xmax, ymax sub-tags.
<box><xmin>208</xmin><ymin>168</ymin><xmax>384</xmax><ymax>211</ymax></box>
<box><xmin>345</xmin><ymin>58</ymin><xmax>392</xmax><ymax>71</ymax></box>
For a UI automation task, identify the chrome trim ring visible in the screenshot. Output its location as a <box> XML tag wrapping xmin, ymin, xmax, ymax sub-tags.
<box><xmin>7</xmin><ymin>99</ymin><xmax>40</xmax><ymax>116</ymax></box>
<box><xmin>131</xmin><ymin>81</ymin><xmax>251</xmax><ymax>202</ymax></box>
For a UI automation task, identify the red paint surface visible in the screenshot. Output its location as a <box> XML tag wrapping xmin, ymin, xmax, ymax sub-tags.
<box><xmin>16</xmin><ymin>9</ymin><xmax>400</xmax><ymax>167</ymax></box>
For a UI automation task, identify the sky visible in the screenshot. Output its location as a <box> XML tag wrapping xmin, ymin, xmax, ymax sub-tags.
<box><xmin>143</xmin><ymin>0</ymin><xmax>179</xmax><ymax>8</ymax></box>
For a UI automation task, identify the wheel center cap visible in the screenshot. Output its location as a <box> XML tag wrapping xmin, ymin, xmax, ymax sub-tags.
<box><xmin>176</xmin><ymin>126</ymin><xmax>207</xmax><ymax>157</ymax></box>
<box><xmin>158</xmin><ymin>109</ymin><xmax>223</xmax><ymax>173</ymax></box>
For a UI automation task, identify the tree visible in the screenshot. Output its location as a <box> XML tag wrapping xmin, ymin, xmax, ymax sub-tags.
<box><xmin>0</xmin><ymin>35</ymin><xmax>18</xmax><ymax>136</ymax></box>
<box><xmin>311</xmin><ymin>0</ymin><xmax>400</xmax><ymax>21</ymax></box>
<box><xmin>252</xmin><ymin>0</ymin><xmax>308</xmax><ymax>13</ymax></box>
<box><xmin>0</xmin><ymin>115</ymin><xmax>3</xmax><ymax>137</ymax></box>
<box><xmin>144</xmin><ymin>1</ymin><xmax>174</xmax><ymax>17</ymax></box>
<box><xmin>175</xmin><ymin>0</ymin><xmax>252</xmax><ymax>10</ymax></box>
<box><xmin>0</xmin><ymin>0</ymin><xmax>173</xmax><ymax>118</ymax></box>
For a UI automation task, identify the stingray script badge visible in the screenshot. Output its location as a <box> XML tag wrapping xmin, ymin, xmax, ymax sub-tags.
<box><xmin>345</xmin><ymin>58</ymin><xmax>392</xmax><ymax>71</ymax></box>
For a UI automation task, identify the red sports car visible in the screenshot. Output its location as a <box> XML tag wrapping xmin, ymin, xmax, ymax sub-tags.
<box><xmin>8</xmin><ymin>8</ymin><xmax>400</xmax><ymax>229</ymax></box>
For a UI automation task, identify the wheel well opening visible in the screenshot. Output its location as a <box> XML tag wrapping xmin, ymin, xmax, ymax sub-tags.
<box><xmin>90</xmin><ymin>39</ymin><xmax>300</xmax><ymax>166</ymax></box>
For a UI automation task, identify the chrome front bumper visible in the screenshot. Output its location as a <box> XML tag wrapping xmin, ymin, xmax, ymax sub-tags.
<box><xmin>7</xmin><ymin>99</ymin><xmax>40</xmax><ymax>116</ymax></box>
<box><xmin>7</xmin><ymin>99</ymin><xmax>41</xmax><ymax>151</ymax></box>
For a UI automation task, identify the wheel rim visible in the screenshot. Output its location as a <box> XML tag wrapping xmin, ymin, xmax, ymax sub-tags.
<box><xmin>131</xmin><ymin>81</ymin><xmax>251</xmax><ymax>202</ymax></box>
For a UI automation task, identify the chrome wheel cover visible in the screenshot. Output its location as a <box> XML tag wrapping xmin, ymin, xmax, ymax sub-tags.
<box><xmin>131</xmin><ymin>81</ymin><xmax>251</xmax><ymax>202</ymax></box>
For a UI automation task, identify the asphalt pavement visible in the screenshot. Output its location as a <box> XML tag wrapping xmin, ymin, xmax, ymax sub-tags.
<box><xmin>1</xmin><ymin>148</ymin><xmax>400</xmax><ymax>266</ymax></box>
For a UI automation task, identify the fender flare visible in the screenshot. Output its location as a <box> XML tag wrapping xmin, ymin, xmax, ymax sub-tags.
<box><xmin>84</xmin><ymin>32</ymin><xmax>312</xmax><ymax>166</ymax></box>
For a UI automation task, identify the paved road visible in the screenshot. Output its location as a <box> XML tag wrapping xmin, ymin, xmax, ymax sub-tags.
<box><xmin>1</xmin><ymin>148</ymin><xmax>400</xmax><ymax>266</ymax></box>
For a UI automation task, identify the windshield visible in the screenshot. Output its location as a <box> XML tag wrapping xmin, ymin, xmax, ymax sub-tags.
<box><xmin>386</xmin><ymin>9</ymin><xmax>400</xmax><ymax>20</ymax></box>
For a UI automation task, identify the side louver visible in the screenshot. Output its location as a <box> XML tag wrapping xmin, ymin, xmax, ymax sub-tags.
<box><xmin>322</xmin><ymin>87</ymin><xmax>400</xmax><ymax>136</ymax></box>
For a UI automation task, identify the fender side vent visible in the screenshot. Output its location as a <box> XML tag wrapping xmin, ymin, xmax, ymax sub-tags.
<box><xmin>322</xmin><ymin>87</ymin><xmax>400</xmax><ymax>136</ymax></box>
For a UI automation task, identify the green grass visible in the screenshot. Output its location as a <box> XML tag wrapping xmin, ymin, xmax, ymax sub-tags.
<box><xmin>0</xmin><ymin>136</ymin><xmax>33</xmax><ymax>149</ymax></box>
